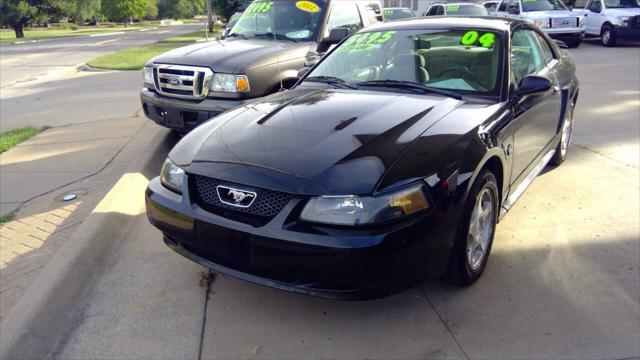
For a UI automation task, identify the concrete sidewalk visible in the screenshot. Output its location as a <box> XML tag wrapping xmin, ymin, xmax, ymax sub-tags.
<box><xmin>0</xmin><ymin>116</ymin><xmax>152</xmax><ymax>319</ymax></box>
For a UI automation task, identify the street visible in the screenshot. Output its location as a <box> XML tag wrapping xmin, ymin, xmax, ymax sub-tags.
<box><xmin>10</xmin><ymin>40</ymin><xmax>637</xmax><ymax>359</ymax></box>
<box><xmin>0</xmin><ymin>24</ymin><xmax>201</xmax><ymax>131</ymax></box>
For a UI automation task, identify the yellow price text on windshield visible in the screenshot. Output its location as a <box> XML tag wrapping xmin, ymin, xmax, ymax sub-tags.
<box><xmin>296</xmin><ymin>0</ymin><xmax>320</xmax><ymax>12</ymax></box>
<box><xmin>460</xmin><ymin>31</ymin><xmax>496</xmax><ymax>48</ymax></box>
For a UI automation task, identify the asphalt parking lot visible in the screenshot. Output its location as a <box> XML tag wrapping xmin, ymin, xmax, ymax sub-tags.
<box><xmin>5</xmin><ymin>39</ymin><xmax>640</xmax><ymax>359</ymax></box>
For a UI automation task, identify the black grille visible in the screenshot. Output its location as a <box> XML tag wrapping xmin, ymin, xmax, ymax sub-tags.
<box><xmin>629</xmin><ymin>15</ymin><xmax>639</xmax><ymax>29</ymax></box>
<box><xmin>192</xmin><ymin>175</ymin><xmax>294</xmax><ymax>222</ymax></box>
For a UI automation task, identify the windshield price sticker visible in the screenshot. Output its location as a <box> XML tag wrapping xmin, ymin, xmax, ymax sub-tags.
<box><xmin>460</xmin><ymin>31</ymin><xmax>496</xmax><ymax>48</ymax></box>
<box><xmin>447</xmin><ymin>4</ymin><xmax>460</xmax><ymax>12</ymax></box>
<box><xmin>296</xmin><ymin>0</ymin><xmax>321</xmax><ymax>12</ymax></box>
<box><xmin>245</xmin><ymin>1</ymin><xmax>273</xmax><ymax>14</ymax></box>
<box><xmin>338</xmin><ymin>31</ymin><xmax>397</xmax><ymax>52</ymax></box>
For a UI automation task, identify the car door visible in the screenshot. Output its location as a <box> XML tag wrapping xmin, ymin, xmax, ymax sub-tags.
<box><xmin>584</xmin><ymin>0</ymin><xmax>604</xmax><ymax>34</ymax></box>
<box><xmin>496</xmin><ymin>0</ymin><xmax>509</xmax><ymax>16</ymax></box>
<box><xmin>508</xmin><ymin>28</ymin><xmax>563</xmax><ymax>184</ymax></box>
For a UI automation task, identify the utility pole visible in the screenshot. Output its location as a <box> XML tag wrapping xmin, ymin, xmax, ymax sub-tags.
<box><xmin>207</xmin><ymin>0</ymin><xmax>214</xmax><ymax>34</ymax></box>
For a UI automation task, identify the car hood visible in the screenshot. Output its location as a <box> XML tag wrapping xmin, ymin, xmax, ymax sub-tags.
<box><xmin>525</xmin><ymin>10</ymin><xmax>578</xmax><ymax>18</ymax></box>
<box><xmin>148</xmin><ymin>38</ymin><xmax>309</xmax><ymax>74</ymax></box>
<box><xmin>603</xmin><ymin>8</ymin><xmax>640</xmax><ymax>16</ymax></box>
<box><xmin>171</xmin><ymin>88</ymin><xmax>464</xmax><ymax>195</ymax></box>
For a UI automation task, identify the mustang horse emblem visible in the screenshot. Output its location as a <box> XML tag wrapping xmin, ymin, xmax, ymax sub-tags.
<box><xmin>228</xmin><ymin>189</ymin><xmax>254</xmax><ymax>204</ymax></box>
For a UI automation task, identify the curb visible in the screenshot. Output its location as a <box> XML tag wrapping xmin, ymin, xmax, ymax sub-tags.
<box><xmin>0</xmin><ymin>126</ymin><xmax>178</xmax><ymax>360</ymax></box>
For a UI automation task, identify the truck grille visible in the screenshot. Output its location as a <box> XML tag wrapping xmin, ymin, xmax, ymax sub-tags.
<box><xmin>628</xmin><ymin>15</ymin><xmax>639</xmax><ymax>29</ymax></box>
<box><xmin>192</xmin><ymin>175</ymin><xmax>295</xmax><ymax>226</ymax></box>
<box><xmin>153</xmin><ymin>64</ymin><xmax>213</xmax><ymax>100</ymax></box>
<box><xmin>550</xmin><ymin>17</ymin><xmax>579</xmax><ymax>28</ymax></box>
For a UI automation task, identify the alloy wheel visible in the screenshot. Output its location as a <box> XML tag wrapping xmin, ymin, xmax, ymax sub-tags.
<box><xmin>560</xmin><ymin>105</ymin><xmax>574</xmax><ymax>158</ymax></box>
<box><xmin>466</xmin><ymin>187</ymin><xmax>496</xmax><ymax>271</ymax></box>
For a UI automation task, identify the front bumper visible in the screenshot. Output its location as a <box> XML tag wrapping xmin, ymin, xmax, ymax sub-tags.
<box><xmin>140</xmin><ymin>88</ymin><xmax>250</xmax><ymax>133</ymax></box>
<box><xmin>545</xmin><ymin>28</ymin><xmax>585</xmax><ymax>38</ymax></box>
<box><xmin>614</xmin><ymin>26</ymin><xmax>640</xmax><ymax>40</ymax></box>
<box><xmin>145</xmin><ymin>177</ymin><xmax>460</xmax><ymax>300</ymax></box>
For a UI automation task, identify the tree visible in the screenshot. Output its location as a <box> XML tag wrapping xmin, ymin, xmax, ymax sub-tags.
<box><xmin>101</xmin><ymin>0</ymin><xmax>149</xmax><ymax>25</ymax></box>
<box><xmin>0</xmin><ymin>0</ymin><xmax>74</xmax><ymax>38</ymax></box>
<box><xmin>75</xmin><ymin>0</ymin><xmax>101</xmax><ymax>24</ymax></box>
<box><xmin>157</xmin><ymin>0</ymin><xmax>202</xmax><ymax>19</ymax></box>
<box><xmin>145</xmin><ymin>0</ymin><xmax>157</xmax><ymax>19</ymax></box>
<box><xmin>211</xmin><ymin>0</ymin><xmax>241</xmax><ymax>19</ymax></box>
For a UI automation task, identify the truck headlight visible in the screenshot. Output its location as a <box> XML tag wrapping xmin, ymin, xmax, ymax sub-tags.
<box><xmin>300</xmin><ymin>184</ymin><xmax>430</xmax><ymax>226</ymax></box>
<box><xmin>143</xmin><ymin>66</ymin><xmax>154</xmax><ymax>85</ymax></box>
<box><xmin>618</xmin><ymin>16</ymin><xmax>630</xmax><ymax>26</ymax></box>
<box><xmin>534</xmin><ymin>19</ymin><xmax>549</xmax><ymax>29</ymax></box>
<box><xmin>210</xmin><ymin>74</ymin><xmax>250</xmax><ymax>93</ymax></box>
<box><xmin>160</xmin><ymin>158</ymin><xmax>185</xmax><ymax>194</ymax></box>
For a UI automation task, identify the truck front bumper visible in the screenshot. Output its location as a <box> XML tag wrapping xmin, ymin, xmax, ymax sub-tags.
<box><xmin>140</xmin><ymin>88</ymin><xmax>250</xmax><ymax>133</ymax></box>
<box><xmin>545</xmin><ymin>28</ymin><xmax>585</xmax><ymax>39</ymax></box>
<box><xmin>614</xmin><ymin>26</ymin><xmax>640</xmax><ymax>40</ymax></box>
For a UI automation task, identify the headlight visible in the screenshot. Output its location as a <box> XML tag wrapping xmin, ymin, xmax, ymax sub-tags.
<box><xmin>300</xmin><ymin>184</ymin><xmax>430</xmax><ymax>226</ymax></box>
<box><xmin>618</xmin><ymin>16</ymin><xmax>630</xmax><ymax>26</ymax></box>
<box><xmin>210</xmin><ymin>74</ymin><xmax>250</xmax><ymax>93</ymax></box>
<box><xmin>160</xmin><ymin>158</ymin><xmax>185</xmax><ymax>194</ymax></box>
<box><xmin>534</xmin><ymin>19</ymin><xmax>549</xmax><ymax>29</ymax></box>
<box><xmin>143</xmin><ymin>66</ymin><xmax>154</xmax><ymax>85</ymax></box>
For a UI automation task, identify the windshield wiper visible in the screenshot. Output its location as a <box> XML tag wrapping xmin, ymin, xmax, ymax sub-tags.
<box><xmin>254</xmin><ymin>33</ymin><xmax>298</xmax><ymax>43</ymax></box>
<box><xmin>227</xmin><ymin>33</ymin><xmax>247</xmax><ymax>39</ymax></box>
<box><xmin>357</xmin><ymin>80</ymin><xmax>462</xmax><ymax>100</ymax></box>
<box><xmin>304</xmin><ymin>76</ymin><xmax>358</xmax><ymax>90</ymax></box>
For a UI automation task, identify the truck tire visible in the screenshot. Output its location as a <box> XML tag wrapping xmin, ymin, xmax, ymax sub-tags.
<box><xmin>601</xmin><ymin>24</ymin><xmax>617</xmax><ymax>47</ymax></box>
<box><xmin>566</xmin><ymin>36</ymin><xmax>582</xmax><ymax>48</ymax></box>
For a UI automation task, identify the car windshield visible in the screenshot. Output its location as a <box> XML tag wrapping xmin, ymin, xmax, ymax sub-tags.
<box><xmin>522</xmin><ymin>0</ymin><xmax>568</xmax><ymax>11</ymax></box>
<box><xmin>305</xmin><ymin>29</ymin><xmax>503</xmax><ymax>96</ymax></box>
<box><xmin>446</xmin><ymin>4</ymin><xmax>490</xmax><ymax>15</ymax></box>
<box><xmin>604</xmin><ymin>0</ymin><xmax>640</xmax><ymax>8</ymax></box>
<box><xmin>227</xmin><ymin>13</ymin><xmax>242</xmax><ymax>29</ymax></box>
<box><xmin>229</xmin><ymin>0</ymin><xmax>325</xmax><ymax>41</ymax></box>
<box><xmin>383</xmin><ymin>9</ymin><xmax>415</xmax><ymax>21</ymax></box>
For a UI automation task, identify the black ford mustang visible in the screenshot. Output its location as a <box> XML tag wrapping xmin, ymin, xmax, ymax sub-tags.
<box><xmin>146</xmin><ymin>17</ymin><xmax>579</xmax><ymax>300</ymax></box>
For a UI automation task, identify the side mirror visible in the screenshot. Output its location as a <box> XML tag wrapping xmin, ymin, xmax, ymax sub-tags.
<box><xmin>317</xmin><ymin>27</ymin><xmax>350</xmax><ymax>53</ymax></box>
<box><xmin>507</xmin><ymin>7</ymin><xmax>520</xmax><ymax>14</ymax></box>
<box><xmin>553</xmin><ymin>39</ymin><xmax>569</xmax><ymax>48</ymax></box>
<box><xmin>514</xmin><ymin>75</ymin><xmax>553</xmax><ymax>98</ymax></box>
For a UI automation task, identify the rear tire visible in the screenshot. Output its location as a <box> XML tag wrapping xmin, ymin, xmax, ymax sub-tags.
<box><xmin>601</xmin><ymin>24</ymin><xmax>617</xmax><ymax>47</ymax></box>
<box><xmin>450</xmin><ymin>170</ymin><xmax>499</xmax><ymax>286</ymax></box>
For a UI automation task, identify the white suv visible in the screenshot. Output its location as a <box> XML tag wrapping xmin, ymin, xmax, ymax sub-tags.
<box><xmin>495</xmin><ymin>0</ymin><xmax>586</xmax><ymax>47</ymax></box>
<box><xmin>574</xmin><ymin>0</ymin><xmax>640</xmax><ymax>46</ymax></box>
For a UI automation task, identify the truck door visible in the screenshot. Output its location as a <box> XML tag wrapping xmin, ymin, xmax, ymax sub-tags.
<box><xmin>584</xmin><ymin>0</ymin><xmax>604</xmax><ymax>34</ymax></box>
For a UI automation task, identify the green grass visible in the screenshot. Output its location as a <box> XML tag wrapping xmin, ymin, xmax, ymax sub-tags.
<box><xmin>0</xmin><ymin>212</ymin><xmax>16</xmax><ymax>227</ymax></box>
<box><xmin>0</xmin><ymin>127</ymin><xmax>43</xmax><ymax>153</ymax></box>
<box><xmin>87</xmin><ymin>27</ymin><xmax>221</xmax><ymax>70</ymax></box>
<box><xmin>0</xmin><ymin>27</ymin><xmax>143</xmax><ymax>44</ymax></box>
<box><xmin>158</xmin><ymin>29</ymin><xmax>208</xmax><ymax>43</ymax></box>
<box><xmin>87</xmin><ymin>44</ymin><xmax>184</xmax><ymax>70</ymax></box>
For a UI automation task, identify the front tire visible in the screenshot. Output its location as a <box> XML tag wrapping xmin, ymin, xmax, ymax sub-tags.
<box><xmin>566</xmin><ymin>36</ymin><xmax>582</xmax><ymax>48</ymax></box>
<box><xmin>550</xmin><ymin>101</ymin><xmax>574</xmax><ymax>166</ymax></box>
<box><xmin>450</xmin><ymin>170</ymin><xmax>499</xmax><ymax>286</ymax></box>
<box><xmin>601</xmin><ymin>24</ymin><xmax>617</xmax><ymax>47</ymax></box>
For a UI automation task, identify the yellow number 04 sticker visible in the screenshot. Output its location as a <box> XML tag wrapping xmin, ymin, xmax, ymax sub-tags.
<box><xmin>296</xmin><ymin>0</ymin><xmax>320</xmax><ymax>12</ymax></box>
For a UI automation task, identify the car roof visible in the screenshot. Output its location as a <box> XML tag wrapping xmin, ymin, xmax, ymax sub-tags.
<box><xmin>383</xmin><ymin>7</ymin><xmax>412</xmax><ymax>10</ymax></box>
<box><xmin>361</xmin><ymin>16</ymin><xmax>520</xmax><ymax>32</ymax></box>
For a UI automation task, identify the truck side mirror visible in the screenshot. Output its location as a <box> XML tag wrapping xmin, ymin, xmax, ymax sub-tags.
<box><xmin>317</xmin><ymin>28</ymin><xmax>350</xmax><ymax>53</ymax></box>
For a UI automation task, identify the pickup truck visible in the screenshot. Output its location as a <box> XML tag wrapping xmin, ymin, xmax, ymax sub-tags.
<box><xmin>141</xmin><ymin>0</ymin><xmax>382</xmax><ymax>133</ymax></box>
<box><xmin>495</xmin><ymin>0</ymin><xmax>586</xmax><ymax>47</ymax></box>
<box><xmin>574</xmin><ymin>0</ymin><xmax>639</xmax><ymax>46</ymax></box>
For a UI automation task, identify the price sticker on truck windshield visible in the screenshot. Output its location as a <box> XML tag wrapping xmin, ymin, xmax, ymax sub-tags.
<box><xmin>447</xmin><ymin>4</ymin><xmax>460</xmax><ymax>12</ymax></box>
<box><xmin>245</xmin><ymin>1</ymin><xmax>273</xmax><ymax>14</ymax></box>
<box><xmin>296</xmin><ymin>0</ymin><xmax>320</xmax><ymax>12</ymax></box>
<box><xmin>460</xmin><ymin>30</ymin><xmax>496</xmax><ymax>48</ymax></box>
<box><xmin>337</xmin><ymin>31</ymin><xmax>397</xmax><ymax>52</ymax></box>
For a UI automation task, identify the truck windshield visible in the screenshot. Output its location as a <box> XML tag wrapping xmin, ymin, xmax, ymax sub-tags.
<box><xmin>383</xmin><ymin>9</ymin><xmax>415</xmax><ymax>21</ymax></box>
<box><xmin>604</xmin><ymin>0</ymin><xmax>640</xmax><ymax>8</ymax></box>
<box><xmin>229</xmin><ymin>0</ymin><xmax>326</xmax><ymax>42</ymax></box>
<box><xmin>305</xmin><ymin>29</ymin><xmax>503</xmax><ymax>96</ymax></box>
<box><xmin>446</xmin><ymin>4</ymin><xmax>490</xmax><ymax>15</ymax></box>
<box><xmin>522</xmin><ymin>0</ymin><xmax>568</xmax><ymax>11</ymax></box>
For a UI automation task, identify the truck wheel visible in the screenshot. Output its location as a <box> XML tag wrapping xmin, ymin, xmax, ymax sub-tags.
<box><xmin>601</xmin><ymin>24</ymin><xmax>617</xmax><ymax>47</ymax></box>
<box><xmin>566</xmin><ymin>37</ymin><xmax>582</xmax><ymax>48</ymax></box>
<box><xmin>449</xmin><ymin>169</ymin><xmax>499</xmax><ymax>286</ymax></box>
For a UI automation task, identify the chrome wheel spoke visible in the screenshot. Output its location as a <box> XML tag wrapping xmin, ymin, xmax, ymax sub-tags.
<box><xmin>466</xmin><ymin>187</ymin><xmax>495</xmax><ymax>271</ymax></box>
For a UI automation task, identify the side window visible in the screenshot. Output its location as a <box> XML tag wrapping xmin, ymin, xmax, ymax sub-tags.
<box><xmin>533</xmin><ymin>32</ymin><xmax>555</xmax><ymax>64</ymax></box>
<box><xmin>508</xmin><ymin>0</ymin><xmax>520</xmax><ymax>13</ymax></box>
<box><xmin>498</xmin><ymin>0</ymin><xmax>508</xmax><ymax>11</ymax></box>
<box><xmin>436</xmin><ymin>5</ymin><xmax>445</xmax><ymax>15</ymax></box>
<box><xmin>589</xmin><ymin>0</ymin><xmax>602</xmax><ymax>11</ymax></box>
<box><xmin>511</xmin><ymin>29</ymin><xmax>546</xmax><ymax>84</ymax></box>
<box><xmin>426</xmin><ymin>6</ymin><xmax>437</xmax><ymax>15</ymax></box>
<box><xmin>325</xmin><ymin>2</ymin><xmax>362</xmax><ymax>36</ymax></box>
